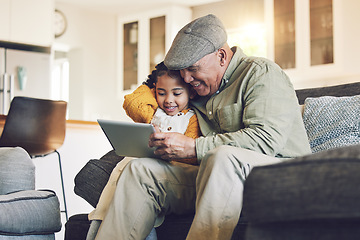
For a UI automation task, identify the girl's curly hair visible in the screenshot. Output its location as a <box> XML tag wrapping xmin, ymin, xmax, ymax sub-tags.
<box><xmin>143</xmin><ymin>61</ymin><xmax>181</xmax><ymax>88</ymax></box>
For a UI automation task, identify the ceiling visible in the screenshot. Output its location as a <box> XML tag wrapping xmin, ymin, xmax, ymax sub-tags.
<box><xmin>55</xmin><ymin>0</ymin><xmax>223</xmax><ymax>14</ymax></box>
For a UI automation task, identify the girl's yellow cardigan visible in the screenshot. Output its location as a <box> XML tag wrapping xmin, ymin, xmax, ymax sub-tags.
<box><xmin>123</xmin><ymin>84</ymin><xmax>201</xmax><ymax>164</ymax></box>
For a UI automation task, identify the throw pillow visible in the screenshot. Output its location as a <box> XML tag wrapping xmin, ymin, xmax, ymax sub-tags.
<box><xmin>302</xmin><ymin>95</ymin><xmax>360</xmax><ymax>153</ymax></box>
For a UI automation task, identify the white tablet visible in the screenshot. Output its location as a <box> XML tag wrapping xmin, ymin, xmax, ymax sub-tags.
<box><xmin>97</xmin><ymin>119</ymin><xmax>156</xmax><ymax>158</ymax></box>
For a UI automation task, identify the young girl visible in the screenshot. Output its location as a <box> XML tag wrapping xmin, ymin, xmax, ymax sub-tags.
<box><xmin>123</xmin><ymin>61</ymin><xmax>201</xmax><ymax>165</ymax></box>
<box><xmin>86</xmin><ymin>62</ymin><xmax>201</xmax><ymax>240</ymax></box>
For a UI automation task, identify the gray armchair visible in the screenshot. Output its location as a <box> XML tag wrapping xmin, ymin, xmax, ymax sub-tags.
<box><xmin>0</xmin><ymin>147</ymin><xmax>61</xmax><ymax>240</ymax></box>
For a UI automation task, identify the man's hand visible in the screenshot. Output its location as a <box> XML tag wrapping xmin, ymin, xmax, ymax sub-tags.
<box><xmin>149</xmin><ymin>130</ymin><xmax>196</xmax><ymax>160</ymax></box>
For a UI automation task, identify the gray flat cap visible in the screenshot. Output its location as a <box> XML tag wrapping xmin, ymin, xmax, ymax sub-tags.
<box><xmin>164</xmin><ymin>14</ymin><xmax>227</xmax><ymax>70</ymax></box>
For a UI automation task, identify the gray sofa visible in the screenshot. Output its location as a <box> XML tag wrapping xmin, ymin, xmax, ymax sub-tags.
<box><xmin>242</xmin><ymin>82</ymin><xmax>360</xmax><ymax>240</ymax></box>
<box><xmin>243</xmin><ymin>144</ymin><xmax>360</xmax><ymax>240</ymax></box>
<box><xmin>65</xmin><ymin>81</ymin><xmax>360</xmax><ymax>240</ymax></box>
<box><xmin>0</xmin><ymin>147</ymin><xmax>62</xmax><ymax>240</ymax></box>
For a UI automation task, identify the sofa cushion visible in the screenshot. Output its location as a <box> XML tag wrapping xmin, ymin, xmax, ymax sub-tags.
<box><xmin>0</xmin><ymin>190</ymin><xmax>61</xmax><ymax>235</ymax></box>
<box><xmin>0</xmin><ymin>147</ymin><xmax>34</xmax><ymax>195</ymax></box>
<box><xmin>242</xmin><ymin>144</ymin><xmax>360</xmax><ymax>223</ymax></box>
<box><xmin>74</xmin><ymin>150</ymin><xmax>124</xmax><ymax>207</ymax></box>
<box><xmin>0</xmin><ymin>234</ymin><xmax>56</xmax><ymax>239</ymax></box>
<box><xmin>303</xmin><ymin>95</ymin><xmax>360</xmax><ymax>153</ymax></box>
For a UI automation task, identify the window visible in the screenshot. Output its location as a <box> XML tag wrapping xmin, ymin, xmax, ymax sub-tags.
<box><xmin>52</xmin><ymin>55</ymin><xmax>69</xmax><ymax>102</ymax></box>
<box><xmin>227</xmin><ymin>23</ymin><xmax>267</xmax><ymax>58</ymax></box>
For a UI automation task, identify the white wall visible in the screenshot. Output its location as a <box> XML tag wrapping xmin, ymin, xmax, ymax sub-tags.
<box><xmin>336</xmin><ymin>0</ymin><xmax>360</xmax><ymax>77</ymax></box>
<box><xmin>54</xmin><ymin>3</ymin><xmax>125</xmax><ymax>121</ymax></box>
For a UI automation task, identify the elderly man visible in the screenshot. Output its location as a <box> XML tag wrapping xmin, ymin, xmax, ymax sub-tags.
<box><xmin>96</xmin><ymin>14</ymin><xmax>311</xmax><ymax>240</ymax></box>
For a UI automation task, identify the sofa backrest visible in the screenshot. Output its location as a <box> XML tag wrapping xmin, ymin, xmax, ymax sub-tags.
<box><xmin>295</xmin><ymin>82</ymin><xmax>360</xmax><ymax>104</ymax></box>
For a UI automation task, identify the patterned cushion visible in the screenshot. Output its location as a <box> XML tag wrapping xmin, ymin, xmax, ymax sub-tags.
<box><xmin>0</xmin><ymin>190</ymin><xmax>61</xmax><ymax>235</ymax></box>
<box><xmin>302</xmin><ymin>95</ymin><xmax>360</xmax><ymax>153</ymax></box>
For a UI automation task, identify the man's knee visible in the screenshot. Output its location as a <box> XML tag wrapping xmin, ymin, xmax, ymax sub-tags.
<box><xmin>207</xmin><ymin>145</ymin><xmax>237</xmax><ymax>157</ymax></box>
<box><xmin>201</xmin><ymin>146</ymin><xmax>251</xmax><ymax>178</ymax></box>
<box><xmin>203</xmin><ymin>145</ymin><xmax>243</xmax><ymax>165</ymax></box>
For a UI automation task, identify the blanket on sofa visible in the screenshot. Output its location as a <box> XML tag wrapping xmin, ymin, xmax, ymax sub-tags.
<box><xmin>88</xmin><ymin>157</ymin><xmax>133</xmax><ymax>221</ymax></box>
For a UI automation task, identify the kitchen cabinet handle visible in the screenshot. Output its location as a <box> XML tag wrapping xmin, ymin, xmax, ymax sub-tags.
<box><xmin>9</xmin><ymin>74</ymin><xmax>14</xmax><ymax>103</ymax></box>
<box><xmin>2</xmin><ymin>73</ymin><xmax>7</xmax><ymax>115</ymax></box>
<box><xmin>0</xmin><ymin>73</ymin><xmax>14</xmax><ymax>115</ymax></box>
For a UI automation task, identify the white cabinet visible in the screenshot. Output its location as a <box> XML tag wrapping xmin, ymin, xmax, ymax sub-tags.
<box><xmin>265</xmin><ymin>0</ymin><xmax>360</xmax><ymax>88</ymax></box>
<box><xmin>117</xmin><ymin>6</ymin><xmax>192</xmax><ymax>95</ymax></box>
<box><xmin>0</xmin><ymin>0</ymin><xmax>54</xmax><ymax>46</ymax></box>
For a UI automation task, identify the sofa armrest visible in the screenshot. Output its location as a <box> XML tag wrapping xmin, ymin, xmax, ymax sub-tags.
<box><xmin>74</xmin><ymin>150</ymin><xmax>124</xmax><ymax>208</ymax></box>
<box><xmin>0</xmin><ymin>147</ymin><xmax>34</xmax><ymax>195</ymax></box>
<box><xmin>243</xmin><ymin>144</ymin><xmax>360</xmax><ymax>223</ymax></box>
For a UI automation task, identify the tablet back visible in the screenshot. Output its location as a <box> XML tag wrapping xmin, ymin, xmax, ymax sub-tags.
<box><xmin>98</xmin><ymin>119</ymin><xmax>156</xmax><ymax>158</ymax></box>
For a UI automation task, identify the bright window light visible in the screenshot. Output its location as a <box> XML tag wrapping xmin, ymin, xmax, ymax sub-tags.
<box><xmin>51</xmin><ymin>59</ymin><xmax>69</xmax><ymax>102</ymax></box>
<box><xmin>227</xmin><ymin>23</ymin><xmax>267</xmax><ymax>57</ymax></box>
